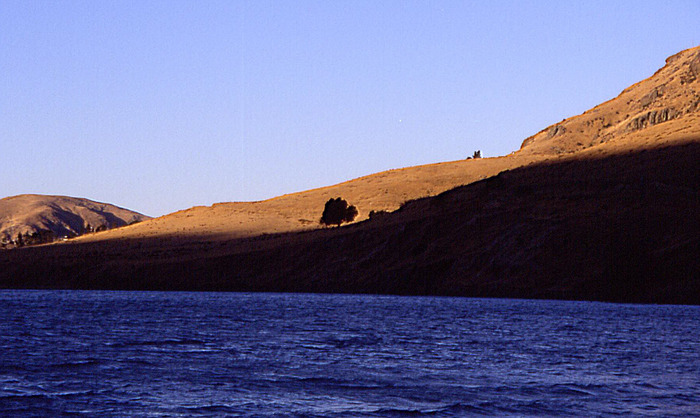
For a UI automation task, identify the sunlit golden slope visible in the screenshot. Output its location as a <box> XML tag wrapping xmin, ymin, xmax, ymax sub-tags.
<box><xmin>519</xmin><ymin>46</ymin><xmax>700</xmax><ymax>155</ymax></box>
<box><xmin>73</xmin><ymin>46</ymin><xmax>700</xmax><ymax>244</ymax></box>
<box><xmin>74</xmin><ymin>155</ymin><xmax>543</xmax><ymax>243</ymax></box>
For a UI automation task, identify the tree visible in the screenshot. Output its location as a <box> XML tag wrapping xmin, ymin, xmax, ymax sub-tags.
<box><xmin>320</xmin><ymin>197</ymin><xmax>358</xmax><ymax>227</ymax></box>
<box><xmin>472</xmin><ymin>150</ymin><xmax>481</xmax><ymax>159</ymax></box>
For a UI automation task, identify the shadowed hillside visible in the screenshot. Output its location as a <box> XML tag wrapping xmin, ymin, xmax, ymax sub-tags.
<box><xmin>0</xmin><ymin>142</ymin><xmax>697</xmax><ymax>303</ymax></box>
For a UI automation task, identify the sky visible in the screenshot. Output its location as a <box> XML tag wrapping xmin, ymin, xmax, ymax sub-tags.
<box><xmin>1</xmin><ymin>1</ymin><xmax>698</xmax><ymax>216</ymax></box>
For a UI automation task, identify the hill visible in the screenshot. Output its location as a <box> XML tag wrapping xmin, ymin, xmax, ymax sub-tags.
<box><xmin>69</xmin><ymin>47</ymin><xmax>700</xmax><ymax>245</ymax></box>
<box><xmin>0</xmin><ymin>194</ymin><xmax>150</xmax><ymax>248</ymax></box>
<box><xmin>1</xmin><ymin>46</ymin><xmax>698</xmax><ymax>304</ymax></box>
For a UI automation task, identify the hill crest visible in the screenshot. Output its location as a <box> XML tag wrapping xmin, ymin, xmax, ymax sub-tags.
<box><xmin>519</xmin><ymin>46</ymin><xmax>700</xmax><ymax>155</ymax></box>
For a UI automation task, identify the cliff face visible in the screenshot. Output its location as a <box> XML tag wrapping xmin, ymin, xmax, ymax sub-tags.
<box><xmin>0</xmin><ymin>194</ymin><xmax>150</xmax><ymax>248</ymax></box>
<box><xmin>519</xmin><ymin>47</ymin><xmax>700</xmax><ymax>155</ymax></box>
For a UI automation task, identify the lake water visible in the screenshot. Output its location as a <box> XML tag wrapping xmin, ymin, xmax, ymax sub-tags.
<box><xmin>0</xmin><ymin>290</ymin><xmax>698</xmax><ymax>417</ymax></box>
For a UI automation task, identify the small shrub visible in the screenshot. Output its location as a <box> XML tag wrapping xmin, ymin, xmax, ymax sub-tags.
<box><xmin>368</xmin><ymin>210</ymin><xmax>388</xmax><ymax>220</ymax></box>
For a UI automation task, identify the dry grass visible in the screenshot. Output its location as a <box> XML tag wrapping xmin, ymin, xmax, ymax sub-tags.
<box><xmin>66</xmin><ymin>47</ymin><xmax>700</xmax><ymax>248</ymax></box>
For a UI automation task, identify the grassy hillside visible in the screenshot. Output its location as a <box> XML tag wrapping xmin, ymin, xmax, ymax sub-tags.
<box><xmin>1</xmin><ymin>47</ymin><xmax>699</xmax><ymax>304</ymax></box>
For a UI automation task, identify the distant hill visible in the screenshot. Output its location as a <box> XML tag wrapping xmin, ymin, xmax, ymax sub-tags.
<box><xmin>1</xmin><ymin>46</ymin><xmax>699</xmax><ymax>304</ymax></box>
<box><xmin>0</xmin><ymin>194</ymin><xmax>150</xmax><ymax>248</ymax></box>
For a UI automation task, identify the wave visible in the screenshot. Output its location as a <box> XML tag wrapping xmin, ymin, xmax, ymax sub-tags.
<box><xmin>176</xmin><ymin>404</ymin><xmax>241</xmax><ymax>415</ymax></box>
<box><xmin>296</xmin><ymin>376</ymin><xmax>390</xmax><ymax>390</ymax></box>
<box><xmin>324</xmin><ymin>334</ymin><xmax>383</xmax><ymax>348</ymax></box>
<box><xmin>369</xmin><ymin>401</ymin><xmax>499</xmax><ymax>416</ymax></box>
<box><xmin>51</xmin><ymin>359</ymin><xmax>101</xmax><ymax>369</ymax></box>
<box><xmin>104</xmin><ymin>338</ymin><xmax>207</xmax><ymax>349</ymax></box>
<box><xmin>0</xmin><ymin>389</ymin><xmax>97</xmax><ymax>400</ymax></box>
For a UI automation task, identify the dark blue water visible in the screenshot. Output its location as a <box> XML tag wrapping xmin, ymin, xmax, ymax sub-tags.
<box><xmin>0</xmin><ymin>291</ymin><xmax>698</xmax><ymax>417</ymax></box>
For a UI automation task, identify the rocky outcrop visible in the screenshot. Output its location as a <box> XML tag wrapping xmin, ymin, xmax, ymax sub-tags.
<box><xmin>691</xmin><ymin>52</ymin><xmax>700</xmax><ymax>76</ymax></box>
<box><xmin>640</xmin><ymin>87</ymin><xmax>663</xmax><ymax>107</ymax></box>
<box><xmin>547</xmin><ymin>125</ymin><xmax>566</xmax><ymax>138</ymax></box>
<box><xmin>627</xmin><ymin>107</ymin><xmax>678</xmax><ymax>131</ymax></box>
<box><xmin>681</xmin><ymin>51</ymin><xmax>700</xmax><ymax>84</ymax></box>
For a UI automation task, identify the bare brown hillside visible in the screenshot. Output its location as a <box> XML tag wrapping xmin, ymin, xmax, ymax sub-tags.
<box><xmin>519</xmin><ymin>47</ymin><xmax>700</xmax><ymax>155</ymax></box>
<box><xmin>70</xmin><ymin>47</ymin><xmax>700</xmax><ymax>245</ymax></box>
<box><xmin>1</xmin><ymin>47</ymin><xmax>699</xmax><ymax>304</ymax></box>
<box><xmin>73</xmin><ymin>155</ymin><xmax>539</xmax><ymax>244</ymax></box>
<box><xmin>0</xmin><ymin>194</ymin><xmax>150</xmax><ymax>248</ymax></box>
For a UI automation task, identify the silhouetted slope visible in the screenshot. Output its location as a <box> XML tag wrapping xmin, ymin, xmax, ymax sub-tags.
<box><xmin>1</xmin><ymin>143</ymin><xmax>697</xmax><ymax>304</ymax></box>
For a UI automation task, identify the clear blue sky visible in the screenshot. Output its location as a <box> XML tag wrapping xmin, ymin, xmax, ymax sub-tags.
<box><xmin>1</xmin><ymin>1</ymin><xmax>698</xmax><ymax>216</ymax></box>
